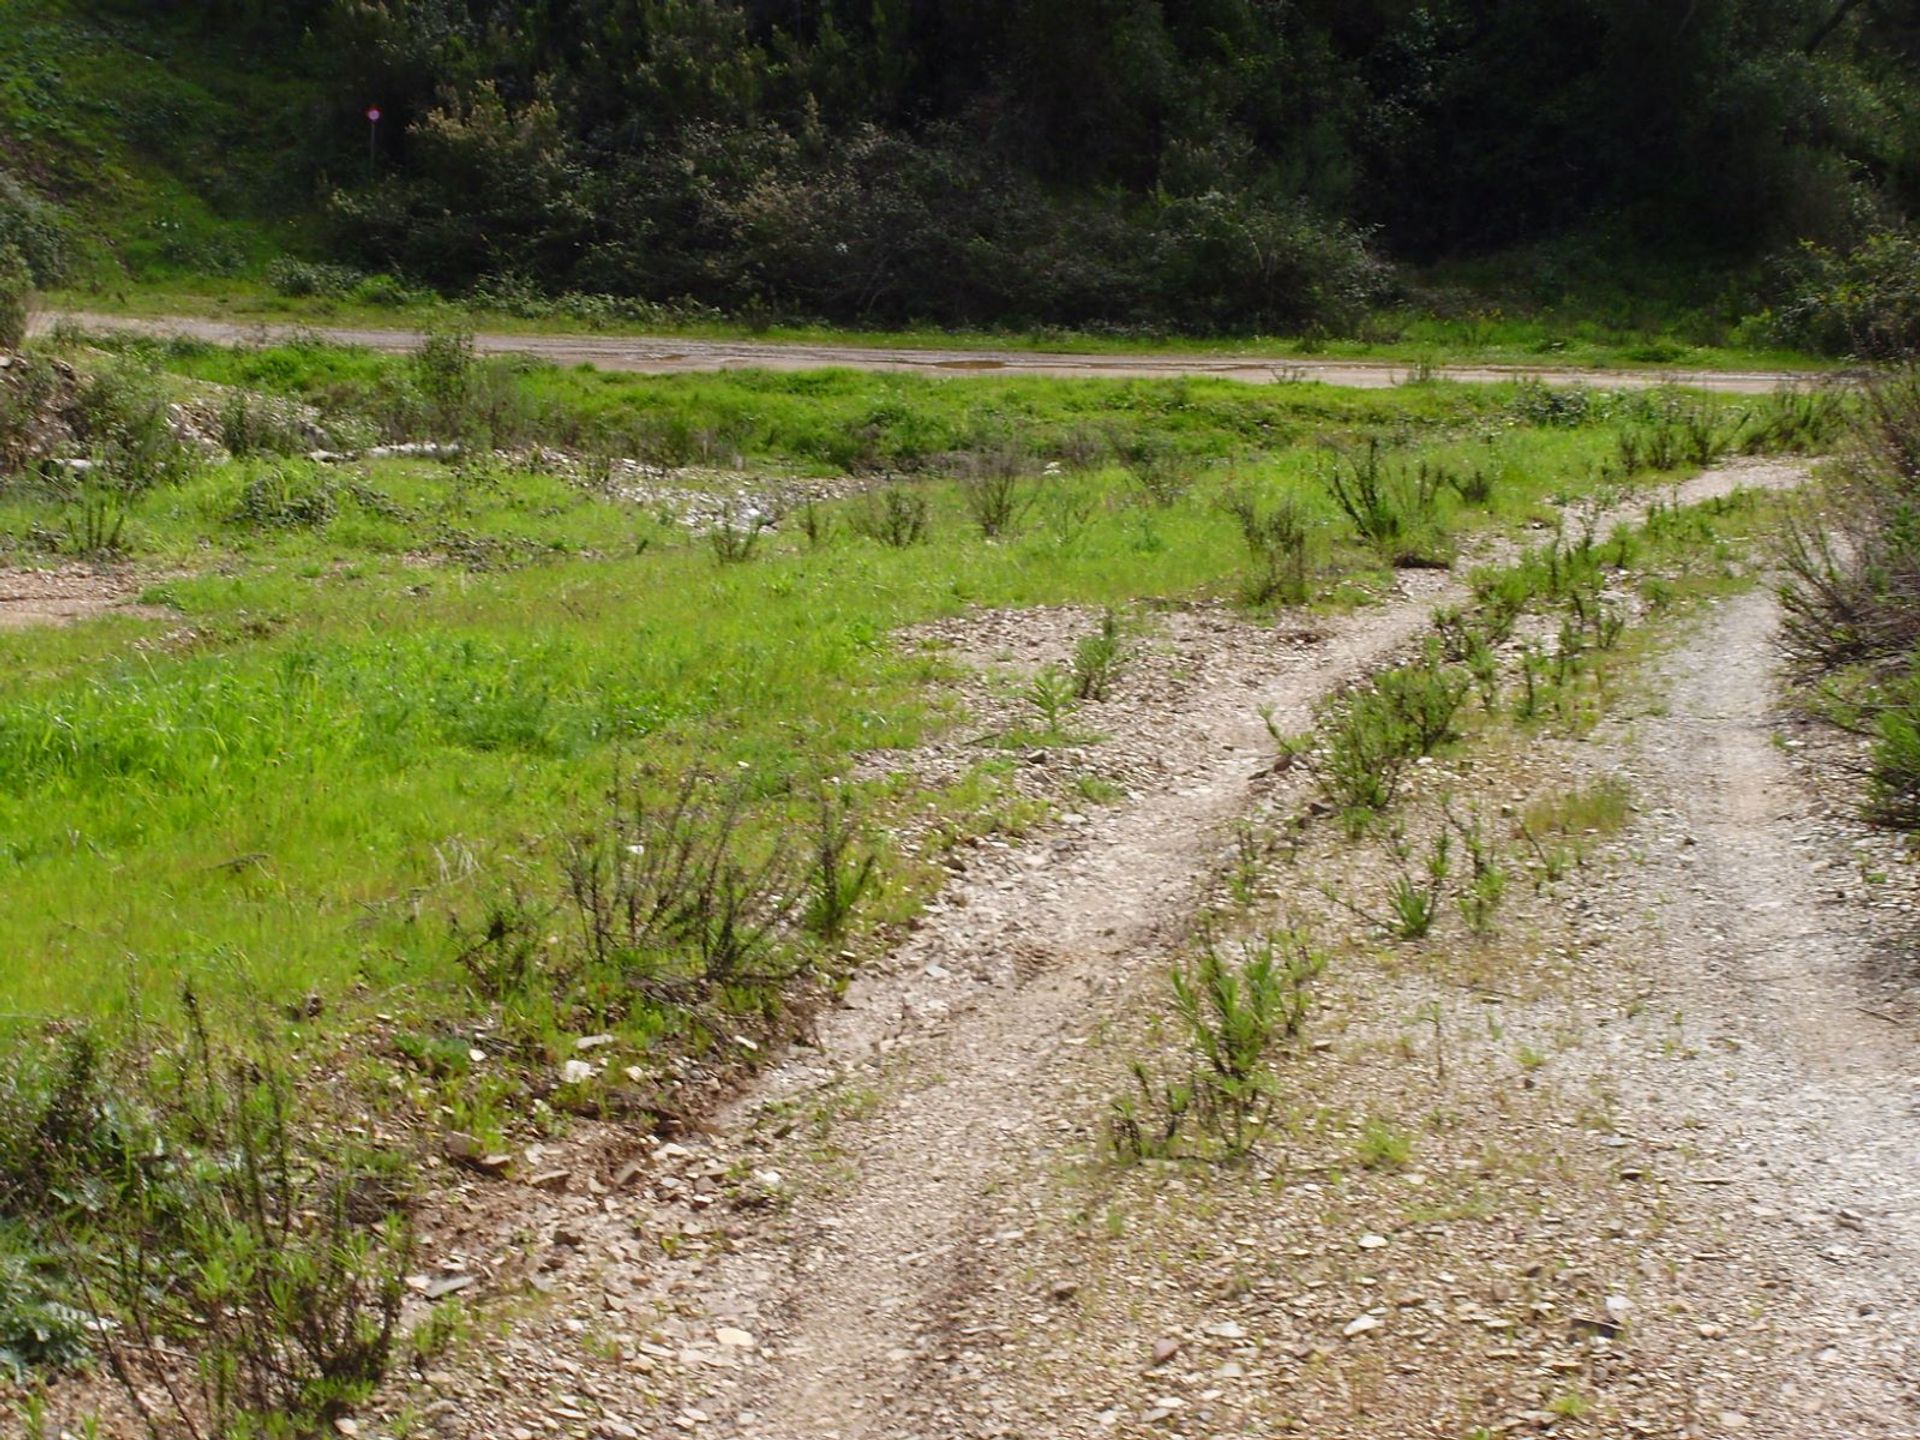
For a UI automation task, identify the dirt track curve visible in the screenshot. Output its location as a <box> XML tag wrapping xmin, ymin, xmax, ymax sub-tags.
<box><xmin>34</xmin><ymin>310</ymin><xmax>1828</xmax><ymax>393</ymax></box>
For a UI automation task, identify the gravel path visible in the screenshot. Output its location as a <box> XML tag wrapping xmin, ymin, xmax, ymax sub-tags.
<box><xmin>33</xmin><ymin>311</ymin><xmax>1828</xmax><ymax>394</ymax></box>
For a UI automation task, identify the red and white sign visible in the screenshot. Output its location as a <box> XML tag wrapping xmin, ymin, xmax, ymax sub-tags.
<box><xmin>366</xmin><ymin>107</ymin><xmax>382</xmax><ymax>123</ymax></box>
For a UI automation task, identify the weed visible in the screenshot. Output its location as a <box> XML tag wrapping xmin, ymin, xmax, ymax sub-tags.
<box><xmin>956</xmin><ymin>441</ymin><xmax>1033</xmax><ymax>539</ymax></box>
<box><xmin>1322</xmin><ymin>439</ymin><xmax>1445</xmax><ymax>563</ymax></box>
<box><xmin>1111</xmin><ymin>930</ymin><xmax>1324</xmax><ymax>1163</ymax></box>
<box><xmin>562</xmin><ymin>770</ymin><xmax>804</xmax><ymax>1005</ymax></box>
<box><xmin>1355</xmin><ymin>1116</ymin><xmax>1413</xmax><ymax>1171</ymax></box>
<box><xmin>1071</xmin><ymin>608</ymin><xmax>1127</xmax><ymax>701</ymax></box>
<box><xmin>803</xmin><ymin>787</ymin><xmax>877</xmax><ymax>946</ymax></box>
<box><xmin>411</xmin><ymin>329</ymin><xmax>476</xmax><ymax>439</ymax></box>
<box><xmin>218</xmin><ymin>391</ymin><xmax>309</xmax><ymax>459</ymax></box>
<box><xmin>708</xmin><ymin>498</ymin><xmax>772</xmax><ymax>564</ymax></box>
<box><xmin>1116</xmin><ymin>435</ymin><xmax>1191</xmax><ymax>508</ymax></box>
<box><xmin>852</xmin><ymin>480</ymin><xmax>929</xmax><ymax>548</ymax></box>
<box><xmin>1225</xmin><ymin>487</ymin><xmax>1312</xmax><ymax>605</ymax></box>
<box><xmin>1026</xmin><ymin>665</ymin><xmax>1077</xmax><ymax>734</ymax></box>
<box><xmin>0</xmin><ymin>243</ymin><xmax>29</xmax><ymax>351</ymax></box>
<box><xmin>1310</xmin><ymin>652</ymin><xmax>1468</xmax><ymax>820</ymax></box>
<box><xmin>233</xmin><ymin>461</ymin><xmax>337</xmax><ymax>529</ymax></box>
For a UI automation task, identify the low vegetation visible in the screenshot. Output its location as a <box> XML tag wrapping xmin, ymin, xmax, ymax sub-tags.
<box><xmin>1780</xmin><ymin>367</ymin><xmax>1920</xmax><ymax>823</ymax></box>
<box><xmin>0</xmin><ymin>328</ymin><xmax>1822</xmax><ymax>1426</ymax></box>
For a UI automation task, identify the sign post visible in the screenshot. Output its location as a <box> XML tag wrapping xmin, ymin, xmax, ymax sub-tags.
<box><xmin>366</xmin><ymin>106</ymin><xmax>382</xmax><ymax>174</ymax></box>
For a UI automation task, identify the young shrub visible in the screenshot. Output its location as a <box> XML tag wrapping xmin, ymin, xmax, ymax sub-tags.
<box><xmin>956</xmin><ymin>441</ymin><xmax>1034</xmax><ymax>539</ymax></box>
<box><xmin>232</xmin><ymin>461</ymin><xmax>338</xmax><ymax>530</ymax></box>
<box><xmin>1116</xmin><ymin>435</ymin><xmax>1192</xmax><ymax>509</ymax></box>
<box><xmin>1309</xmin><ymin>653</ymin><xmax>1469</xmax><ymax>821</ymax></box>
<box><xmin>709</xmin><ymin>498</ymin><xmax>772</xmax><ymax>564</ymax></box>
<box><xmin>1026</xmin><ymin>664</ymin><xmax>1076</xmax><ymax>735</ymax></box>
<box><xmin>1225</xmin><ymin>488</ymin><xmax>1312</xmax><ymax>606</ymax></box>
<box><xmin>804</xmin><ymin>787</ymin><xmax>878</xmax><ymax>945</ymax></box>
<box><xmin>563</xmin><ymin>770</ymin><xmax>804</xmax><ymax>1003</ymax></box>
<box><xmin>1110</xmin><ymin>930</ymin><xmax>1325</xmax><ymax>1163</ymax></box>
<box><xmin>1071</xmin><ymin>608</ymin><xmax>1127</xmax><ymax>701</ymax></box>
<box><xmin>851</xmin><ymin>480</ymin><xmax>930</xmax><ymax>548</ymax></box>
<box><xmin>1321</xmin><ymin>440</ymin><xmax>1445</xmax><ymax>564</ymax></box>
<box><xmin>411</xmin><ymin>328</ymin><xmax>477</xmax><ymax>439</ymax></box>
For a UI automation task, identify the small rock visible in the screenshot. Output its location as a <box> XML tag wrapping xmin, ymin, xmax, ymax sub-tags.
<box><xmin>576</xmin><ymin>1033</ymin><xmax>615</xmax><ymax>1052</ymax></box>
<box><xmin>1342</xmin><ymin>1314</ymin><xmax>1381</xmax><ymax>1339</ymax></box>
<box><xmin>715</xmin><ymin>1327</ymin><xmax>756</xmax><ymax>1349</ymax></box>
<box><xmin>1358</xmin><ymin>1233</ymin><xmax>1388</xmax><ymax>1250</ymax></box>
<box><xmin>1151</xmin><ymin>1337</ymin><xmax>1181</xmax><ymax>1366</ymax></box>
<box><xmin>529</xmin><ymin>1169</ymin><xmax>573</xmax><ymax>1193</ymax></box>
<box><xmin>333</xmin><ymin>1421</ymin><xmax>359</xmax><ymax>1438</ymax></box>
<box><xmin>562</xmin><ymin>1059</ymin><xmax>597</xmax><ymax>1085</ymax></box>
<box><xmin>1050</xmin><ymin>1281</ymin><xmax>1081</xmax><ymax>1303</ymax></box>
<box><xmin>1205</xmin><ymin>1320</ymin><xmax>1246</xmax><ymax>1340</ymax></box>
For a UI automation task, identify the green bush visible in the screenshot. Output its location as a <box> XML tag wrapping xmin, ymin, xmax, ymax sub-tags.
<box><xmin>1769</xmin><ymin>230</ymin><xmax>1920</xmax><ymax>360</ymax></box>
<box><xmin>0</xmin><ymin>244</ymin><xmax>29</xmax><ymax>352</ymax></box>
<box><xmin>0</xmin><ymin>172</ymin><xmax>67</xmax><ymax>285</ymax></box>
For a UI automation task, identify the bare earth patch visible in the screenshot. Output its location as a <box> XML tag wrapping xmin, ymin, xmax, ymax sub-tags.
<box><xmin>0</xmin><ymin>565</ymin><xmax>171</xmax><ymax>629</ymax></box>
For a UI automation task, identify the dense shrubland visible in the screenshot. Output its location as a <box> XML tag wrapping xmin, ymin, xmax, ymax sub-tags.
<box><xmin>7</xmin><ymin>0</ymin><xmax>1920</xmax><ymax>344</ymax></box>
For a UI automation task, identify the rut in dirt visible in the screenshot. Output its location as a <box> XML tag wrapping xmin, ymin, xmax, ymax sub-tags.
<box><xmin>1609</xmin><ymin>587</ymin><xmax>1920</xmax><ymax>1432</ymax></box>
<box><xmin>33</xmin><ymin>310</ymin><xmax>1820</xmax><ymax>394</ymax></box>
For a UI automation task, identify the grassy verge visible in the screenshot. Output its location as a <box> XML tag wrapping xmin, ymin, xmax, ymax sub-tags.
<box><xmin>42</xmin><ymin>282</ymin><xmax>1838</xmax><ymax>376</ymax></box>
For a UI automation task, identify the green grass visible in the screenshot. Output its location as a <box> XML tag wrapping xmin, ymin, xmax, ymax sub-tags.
<box><xmin>1</xmin><ymin>4</ymin><xmax>320</xmax><ymax>282</ymax></box>
<box><xmin>0</xmin><ymin>358</ymin><xmax>1689</xmax><ymax>1026</ymax></box>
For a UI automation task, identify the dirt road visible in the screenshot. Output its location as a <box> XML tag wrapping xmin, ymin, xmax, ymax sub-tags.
<box><xmin>251</xmin><ymin>459</ymin><xmax>1917</xmax><ymax>1440</ymax></box>
<box><xmin>34</xmin><ymin>310</ymin><xmax>1825</xmax><ymax>393</ymax></box>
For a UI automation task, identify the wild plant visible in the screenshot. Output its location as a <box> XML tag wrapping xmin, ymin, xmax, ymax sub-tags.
<box><xmin>1071</xmin><ymin>608</ymin><xmax>1127</xmax><ymax>700</ymax></box>
<box><xmin>804</xmin><ymin>787</ymin><xmax>878</xmax><ymax>945</ymax></box>
<box><xmin>1026</xmin><ymin>664</ymin><xmax>1076</xmax><ymax>734</ymax></box>
<box><xmin>1322</xmin><ymin>439</ymin><xmax>1444</xmax><ymax>561</ymax></box>
<box><xmin>709</xmin><ymin>498</ymin><xmax>771</xmax><ymax>564</ymax></box>
<box><xmin>563</xmin><ymin>770</ymin><xmax>803</xmax><ymax>1001</ymax></box>
<box><xmin>956</xmin><ymin>441</ymin><xmax>1033</xmax><ymax>538</ymax></box>
<box><xmin>1225</xmin><ymin>487</ymin><xmax>1312</xmax><ymax>605</ymax></box>
<box><xmin>1116</xmin><ymin>435</ymin><xmax>1192</xmax><ymax>509</ymax></box>
<box><xmin>1110</xmin><ymin>930</ymin><xmax>1325</xmax><ymax>1163</ymax></box>
<box><xmin>411</xmin><ymin>328</ymin><xmax>476</xmax><ymax>439</ymax></box>
<box><xmin>0</xmin><ymin>243</ymin><xmax>28</xmax><ymax>351</ymax></box>
<box><xmin>852</xmin><ymin>480</ymin><xmax>929</xmax><ymax>548</ymax></box>
<box><xmin>1310</xmin><ymin>652</ymin><xmax>1469</xmax><ymax>820</ymax></box>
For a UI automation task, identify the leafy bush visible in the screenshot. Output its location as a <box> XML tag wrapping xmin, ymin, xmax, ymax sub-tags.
<box><xmin>1769</xmin><ymin>230</ymin><xmax>1920</xmax><ymax>360</ymax></box>
<box><xmin>0</xmin><ymin>172</ymin><xmax>68</xmax><ymax>285</ymax></box>
<box><xmin>956</xmin><ymin>441</ymin><xmax>1033</xmax><ymax>539</ymax></box>
<box><xmin>265</xmin><ymin>258</ymin><xmax>364</xmax><ymax>300</ymax></box>
<box><xmin>0</xmin><ymin>243</ymin><xmax>29</xmax><ymax>352</ymax></box>
<box><xmin>71</xmin><ymin>355</ymin><xmax>199</xmax><ymax>494</ymax></box>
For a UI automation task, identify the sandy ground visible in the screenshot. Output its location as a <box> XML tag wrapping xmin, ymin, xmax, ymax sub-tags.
<box><xmin>32</xmin><ymin>311</ymin><xmax>1829</xmax><ymax>395</ymax></box>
